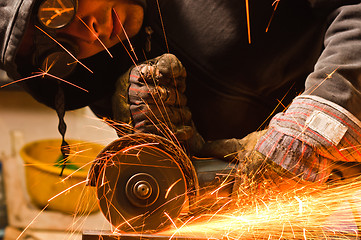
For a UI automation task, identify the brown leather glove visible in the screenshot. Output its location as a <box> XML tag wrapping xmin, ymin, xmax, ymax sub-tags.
<box><xmin>112</xmin><ymin>53</ymin><xmax>204</xmax><ymax>153</ymax></box>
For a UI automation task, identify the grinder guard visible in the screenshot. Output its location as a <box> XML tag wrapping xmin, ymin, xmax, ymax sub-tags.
<box><xmin>87</xmin><ymin>134</ymin><xmax>199</xmax><ymax>232</ymax></box>
<box><xmin>87</xmin><ymin>133</ymin><xmax>239</xmax><ymax>233</ymax></box>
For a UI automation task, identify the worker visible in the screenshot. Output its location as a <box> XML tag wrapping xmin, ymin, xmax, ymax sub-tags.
<box><xmin>2</xmin><ymin>0</ymin><xmax>361</xmax><ymax>193</ymax></box>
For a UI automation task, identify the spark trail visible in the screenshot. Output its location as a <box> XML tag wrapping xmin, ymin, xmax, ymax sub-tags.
<box><xmin>35</xmin><ymin>25</ymin><xmax>93</xmax><ymax>73</ymax></box>
<box><xmin>162</xmin><ymin>178</ymin><xmax>361</xmax><ymax>240</ymax></box>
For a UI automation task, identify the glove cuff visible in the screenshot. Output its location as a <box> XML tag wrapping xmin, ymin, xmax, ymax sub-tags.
<box><xmin>256</xmin><ymin>95</ymin><xmax>361</xmax><ymax>182</ymax></box>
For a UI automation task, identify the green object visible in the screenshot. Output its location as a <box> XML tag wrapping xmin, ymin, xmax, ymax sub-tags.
<box><xmin>54</xmin><ymin>154</ymin><xmax>83</xmax><ymax>171</ymax></box>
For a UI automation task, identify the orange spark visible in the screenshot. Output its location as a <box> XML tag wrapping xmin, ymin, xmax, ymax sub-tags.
<box><xmin>245</xmin><ymin>0</ymin><xmax>251</xmax><ymax>44</ymax></box>
<box><xmin>165</xmin><ymin>211</ymin><xmax>178</xmax><ymax>229</ymax></box>
<box><xmin>0</xmin><ymin>73</ymin><xmax>45</xmax><ymax>88</ymax></box>
<box><xmin>40</xmin><ymin>71</ymin><xmax>89</xmax><ymax>92</ymax></box>
<box><xmin>266</xmin><ymin>0</ymin><xmax>280</xmax><ymax>32</ymax></box>
<box><xmin>76</xmin><ymin>16</ymin><xmax>113</xmax><ymax>58</ymax></box>
<box><xmin>35</xmin><ymin>25</ymin><xmax>93</xmax><ymax>73</ymax></box>
<box><xmin>167</xmin><ymin>215</ymin><xmax>196</xmax><ymax>240</ymax></box>
<box><xmin>48</xmin><ymin>179</ymin><xmax>88</xmax><ymax>202</ymax></box>
<box><xmin>113</xmin><ymin>9</ymin><xmax>138</xmax><ymax>61</ymax></box>
<box><xmin>305</xmin><ymin>67</ymin><xmax>339</xmax><ymax>95</ymax></box>
<box><xmin>16</xmin><ymin>204</ymin><xmax>50</xmax><ymax>240</ymax></box>
<box><xmin>165</xmin><ymin>178</ymin><xmax>182</xmax><ymax>199</ymax></box>
<box><xmin>41</xmin><ymin>7</ymin><xmax>74</xmax><ymax>26</ymax></box>
<box><xmin>118</xmin><ymin>35</ymin><xmax>138</xmax><ymax>66</ymax></box>
<box><xmin>0</xmin><ymin>71</ymin><xmax>88</xmax><ymax>92</ymax></box>
<box><xmin>155</xmin><ymin>0</ymin><xmax>170</xmax><ymax>52</ymax></box>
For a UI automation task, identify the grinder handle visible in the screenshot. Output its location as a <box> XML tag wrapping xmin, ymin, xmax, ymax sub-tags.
<box><xmin>191</xmin><ymin>157</ymin><xmax>238</xmax><ymax>197</ymax></box>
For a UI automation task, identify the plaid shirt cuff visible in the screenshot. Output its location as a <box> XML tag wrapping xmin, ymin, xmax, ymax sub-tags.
<box><xmin>255</xmin><ymin>95</ymin><xmax>361</xmax><ymax>182</ymax></box>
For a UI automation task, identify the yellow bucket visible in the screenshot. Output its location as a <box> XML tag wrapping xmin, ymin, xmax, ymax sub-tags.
<box><xmin>20</xmin><ymin>139</ymin><xmax>104</xmax><ymax>215</ymax></box>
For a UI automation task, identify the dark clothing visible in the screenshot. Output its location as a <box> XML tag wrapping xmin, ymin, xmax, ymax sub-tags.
<box><xmin>145</xmin><ymin>0</ymin><xmax>325</xmax><ymax>140</ymax></box>
<box><xmin>0</xmin><ymin>0</ymin><xmax>35</xmax><ymax>79</ymax></box>
<box><xmin>143</xmin><ymin>0</ymin><xmax>361</xmax><ymax>141</ymax></box>
<box><xmin>2</xmin><ymin>0</ymin><xmax>361</xmax><ymax>142</ymax></box>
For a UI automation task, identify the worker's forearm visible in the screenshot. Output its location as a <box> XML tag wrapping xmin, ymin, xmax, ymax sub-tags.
<box><xmin>305</xmin><ymin>2</ymin><xmax>361</xmax><ymax>119</ymax></box>
<box><xmin>256</xmin><ymin>95</ymin><xmax>361</xmax><ymax>182</ymax></box>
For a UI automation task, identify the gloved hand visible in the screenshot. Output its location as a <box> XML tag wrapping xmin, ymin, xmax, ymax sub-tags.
<box><xmin>232</xmin><ymin>133</ymin><xmax>312</xmax><ymax>202</ymax></box>
<box><xmin>198</xmin><ymin>95</ymin><xmax>361</xmax><ymax>202</ymax></box>
<box><xmin>254</xmin><ymin>95</ymin><xmax>361</xmax><ymax>183</ymax></box>
<box><xmin>237</xmin><ymin>95</ymin><xmax>361</xmax><ymax>201</ymax></box>
<box><xmin>112</xmin><ymin>53</ymin><xmax>204</xmax><ymax>153</ymax></box>
<box><xmin>197</xmin><ymin>130</ymin><xmax>298</xmax><ymax>198</ymax></box>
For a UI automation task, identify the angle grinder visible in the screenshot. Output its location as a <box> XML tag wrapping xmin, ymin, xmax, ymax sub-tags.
<box><xmin>87</xmin><ymin>133</ymin><xmax>238</xmax><ymax>233</ymax></box>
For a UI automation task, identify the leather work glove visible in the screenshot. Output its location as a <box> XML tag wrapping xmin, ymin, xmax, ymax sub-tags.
<box><xmin>112</xmin><ymin>53</ymin><xmax>204</xmax><ymax>153</ymax></box>
<box><xmin>198</xmin><ymin>95</ymin><xmax>361</xmax><ymax>204</ymax></box>
<box><xmin>255</xmin><ymin>95</ymin><xmax>361</xmax><ymax>181</ymax></box>
<box><xmin>235</xmin><ymin>95</ymin><xmax>361</xmax><ymax>203</ymax></box>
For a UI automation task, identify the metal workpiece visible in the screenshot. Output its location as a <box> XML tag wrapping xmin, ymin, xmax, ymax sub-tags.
<box><xmin>82</xmin><ymin>231</ymin><xmax>215</xmax><ymax>240</ymax></box>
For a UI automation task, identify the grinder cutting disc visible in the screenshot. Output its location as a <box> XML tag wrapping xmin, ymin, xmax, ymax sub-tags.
<box><xmin>93</xmin><ymin>134</ymin><xmax>198</xmax><ymax>233</ymax></box>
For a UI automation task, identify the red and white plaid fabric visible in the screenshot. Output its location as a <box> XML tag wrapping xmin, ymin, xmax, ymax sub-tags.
<box><xmin>256</xmin><ymin>95</ymin><xmax>361</xmax><ymax>183</ymax></box>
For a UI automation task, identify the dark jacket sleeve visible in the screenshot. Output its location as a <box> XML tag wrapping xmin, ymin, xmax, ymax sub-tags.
<box><xmin>255</xmin><ymin>2</ymin><xmax>361</xmax><ymax>183</ymax></box>
<box><xmin>305</xmin><ymin>2</ymin><xmax>361</xmax><ymax>118</ymax></box>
